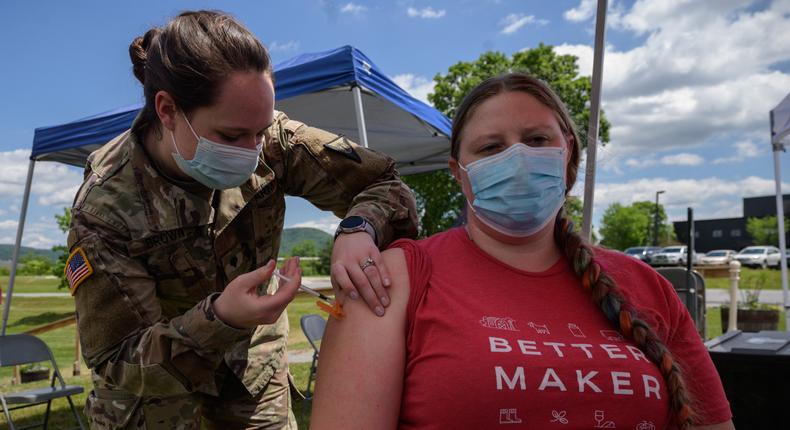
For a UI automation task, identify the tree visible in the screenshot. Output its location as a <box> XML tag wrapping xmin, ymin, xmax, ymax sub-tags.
<box><xmin>52</xmin><ymin>207</ymin><xmax>71</xmax><ymax>288</ymax></box>
<box><xmin>404</xmin><ymin>44</ymin><xmax>611</xmax><ymax>237</ymax></box>
<box><xmin>631</xmin><ymin>201</ymin><xmax>674</xmax><ymax>246</ymax></box>
<box><xmin>564</xmin><ymin>196</ymin><xmax>584</xmax><ymax>231</ymax></box>
<box><xmin>289</xmin><ymin>240</ymin><xmax>319</xmax><ymax>257</ymax></box>
<box><xmin>599</xmin><ymin>201</ymin><xmax>673</xmax><ymax>250</ymax></box>
<box><xmin>18</xmin><ymin>255</ymin><xmax>53</xmax><ymax>276</ymax></box>
<box><xmin>746</xmin><ymin>216</ymin><xmax>789</xmax><ymax>247</ymax></box>
<box><xmin>315</xmin><ymin>239</ymin><xmax>333</xmax><ymax>276</ymax></box>
<box><xmin>563</xmin><ymin>196</ymin><xmax>598</xmax><ymax>243</ymax></box>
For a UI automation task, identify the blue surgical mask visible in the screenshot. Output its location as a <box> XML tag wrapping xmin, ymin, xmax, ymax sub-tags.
<box><xmin>460</xmin><ymin>143</ymin><xmax>567</xmax><ymax>237</ymax></box>
<box><xmin>170</xmin><ymin>112</ymin><xmax>262</xmax><ymax>190</ymax></box>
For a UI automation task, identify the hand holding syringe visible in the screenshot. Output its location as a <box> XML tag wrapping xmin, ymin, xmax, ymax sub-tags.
<box><xmin>273</xmin><ymin>269</ymin><xmax>345</xmax><ymax>319</ymax></box>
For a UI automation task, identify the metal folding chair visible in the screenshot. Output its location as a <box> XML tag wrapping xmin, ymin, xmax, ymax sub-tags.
<box><xmin>0</xmin><ymin>334</ymin><xmax>85</xmax><ymax>430</ymax></box>
<box><xmin>655</xmin><ymin>267</ymin><xmax>706</xmax><ymax>338</ymax></box>
<box><xmin>299</xmin><ymin>314</ymin><xmax>326</xmax><ymax>413</ymax></box>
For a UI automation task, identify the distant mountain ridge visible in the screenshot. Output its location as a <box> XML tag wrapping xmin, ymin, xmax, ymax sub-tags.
<box><xmin>279</xmin><ymin>227</ymin><xmax>332</xmax><ymax>256</ymax></box>
<box><xmin>0</xmin><ymin>245</ymin><xmax>59</xmax><ymax>263</ymax></box>
<box><xmin>0</xmin><ymin>227</ymin><xmax>331</xmax><ymax>265</ymax></box>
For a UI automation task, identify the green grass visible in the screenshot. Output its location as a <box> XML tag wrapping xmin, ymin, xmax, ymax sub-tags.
<box><xmin>0</xmin><ymin>293</ymin><xmax>324</xmax><ymax>378</ymax></box>
<box><xmin>0</xmin><ymin>291</ymin><xmax>326</xmax><ymax>429</ymax></box>
<box><xmin>705</xmin><ymin>267</ymin><xmax>785</xmax><ymax>290</ymax></box>
<box><xmin>0</xmin><ymin>275</ymin><xmax>63</xmax><ymax>294</ymax></box>
<box><xmin>0</xmin><ymin>362</ymin><xmax>315</xmax><ymax>429</ymax></box>
<box><xmin>15</xmin><ymin>274</ymin><xmax>784</xmax><ymax>428</ymax></box>
<box><xmin>0</xmin><ymin>297</ymin><xmax>78</xmax><ymax>380</ymax></box>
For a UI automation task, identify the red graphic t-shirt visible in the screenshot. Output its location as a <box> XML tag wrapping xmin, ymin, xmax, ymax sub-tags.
<box><xmin>391</xmin><ymin>228</ymin><xmax>731</xmax><ymax>430</ymax></box>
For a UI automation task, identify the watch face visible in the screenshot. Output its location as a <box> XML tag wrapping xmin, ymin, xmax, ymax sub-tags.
<box><xmin>340</xmin><ymin>216</ymin><xmax>364</xmax><ymax>229</ymax></box>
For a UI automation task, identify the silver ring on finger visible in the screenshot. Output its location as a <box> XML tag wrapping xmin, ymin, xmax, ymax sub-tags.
<box><xmin>359</xmin><ymin>257</ymin><xmax>376</xmax><ymax>271</ymax></box>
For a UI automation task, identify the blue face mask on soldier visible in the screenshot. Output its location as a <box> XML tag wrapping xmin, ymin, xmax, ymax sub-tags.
<box><xmin>460</xmin><ymin>143</ymin><xmax>567</xmax><ymax>237</ymax></box>
<box><xmin>171</xmin><ymin>112</ymin><xmax>262</xmax><ymax>190</ymax></box>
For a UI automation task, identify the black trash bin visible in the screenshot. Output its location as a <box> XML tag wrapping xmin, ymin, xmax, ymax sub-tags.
<box><xmin>706</xmin><ymin>330</ymin><xmax>790</xmax><ymax>429</ymax></box>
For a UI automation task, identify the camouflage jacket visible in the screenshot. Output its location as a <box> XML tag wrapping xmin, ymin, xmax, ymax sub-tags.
<box><xmin>67</xmin><ymin>111</ymin><xmax>418</xmax><ymax>397</ymax></box>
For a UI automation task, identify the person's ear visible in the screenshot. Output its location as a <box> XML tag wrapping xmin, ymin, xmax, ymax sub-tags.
<box><xmin>155</xmin><ymin>91</ymin><xmax>178</xmax><ymax>132</ymax></box>
<box><xmin>450</xmin><ymin>157</ymin><xmax>475</xmax><ymax>201</ymax></box>
<box><xmin>564</xmin><ymin>133</ymin><xmax>577</xmax><ymax>165</ymax></box>
<box><xmin>448</xmin><ymin>158</ymin><xmax>462</xmax><ymax>185</ymax></box>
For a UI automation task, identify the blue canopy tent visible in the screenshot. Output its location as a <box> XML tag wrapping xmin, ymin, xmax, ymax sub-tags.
<box><xmin>2</xmin><ymin>45</ymin><xmax>452</xmax><ymax>334</ymax></box>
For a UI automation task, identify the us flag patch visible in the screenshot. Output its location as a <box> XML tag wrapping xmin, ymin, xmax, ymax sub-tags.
<box><xmin>65</xmin><ymin>247</ymin><xmax>93</xmax><ymax>295</ymax></box>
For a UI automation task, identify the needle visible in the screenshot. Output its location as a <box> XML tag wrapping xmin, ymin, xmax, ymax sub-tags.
<box><xmin>273</xmin><ymin>269</ymin><xmax>335</xmax><ymax>305</ymax></box>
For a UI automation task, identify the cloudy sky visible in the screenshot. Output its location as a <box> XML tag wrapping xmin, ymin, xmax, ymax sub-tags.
<box><xmin>0</xmin><ymin>0</ymin><xmax>788</xmax><ymax>249</ymax></box>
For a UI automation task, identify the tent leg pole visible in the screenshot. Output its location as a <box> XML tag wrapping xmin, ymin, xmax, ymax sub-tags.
<box><xmin>773</xmin><ymin>142</ymin><xmax>790</xmax><ymax>332</ymax></box>
<box><xmin>581</xmin><ymin>0</ymin><xmax>608</xmax><ymax>241</ymax></box>
<box><xmin>352</xmin><ymin>86</ymin><xmax>370</xmax><ymax>148</ymax></box>
<box><xmin>2</xmin><ymin>159</ymin><xmax>35</xmax><ymax>336</ymax></box>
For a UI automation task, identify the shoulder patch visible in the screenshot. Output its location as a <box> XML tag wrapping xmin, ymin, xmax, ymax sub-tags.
<box><xmin>65</xmin><ymin>247</ymin><xmax>94</xmax><ymax>295</ymax></box>
<box><xmin>324</xmin><ymin>136</ymin><xmax>362</xmax><ymax>163</ymax></box>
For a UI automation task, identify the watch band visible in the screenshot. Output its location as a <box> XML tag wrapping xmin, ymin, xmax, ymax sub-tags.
<box><xmin>335</xmin><ymin>216</ymin><xmax>378</xmax><ymax>244</ymax></box>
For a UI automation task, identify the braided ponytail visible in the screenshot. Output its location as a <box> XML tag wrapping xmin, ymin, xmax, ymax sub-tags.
<box><xmin>553</xmin><ymin>215</ymin><xmax>695</xmax><ymax>429</ymax></box>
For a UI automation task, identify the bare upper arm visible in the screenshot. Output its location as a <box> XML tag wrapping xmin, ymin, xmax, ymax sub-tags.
<box><xmin>310</xmin><ymin>248</ymin><xmax>410</xmax><ymax>430</ymax></box>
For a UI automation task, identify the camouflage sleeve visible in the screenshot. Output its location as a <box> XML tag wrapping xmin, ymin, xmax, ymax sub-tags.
<box><xmin>68</xmin><ymin>210</ymin><xmax>252</xmax><ymax>397</ymax></box>
<box><xmin>268</xmin><ymin>113</ymin><xmax>419</xmax><ymax>246</ymax></box>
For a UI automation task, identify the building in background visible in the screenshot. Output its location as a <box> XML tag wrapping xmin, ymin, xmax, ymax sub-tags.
<box><xmin>674</xmin><ymin>194</ymin><xmax>790</xmax><ymax>253</ymax></box>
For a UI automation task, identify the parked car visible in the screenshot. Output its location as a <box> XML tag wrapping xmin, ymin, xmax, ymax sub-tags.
<box><xmin>699</xmin><ymin>249</ymin><xmax>737</xmax><ymax>265</ymax></box>
<box><xmin>650</xmin><ymin>246</ymin><xmax>695</xmax><ymax>266</ymax></box>
<box><xmin>623</xmin><ymin>246</ymin><xmax>663</xmax><ymax>263</ymax></box>
<box><xmin>735</xmin><ymin>246</ymin><xmax>781</xmax><ymax>269</ymax></box>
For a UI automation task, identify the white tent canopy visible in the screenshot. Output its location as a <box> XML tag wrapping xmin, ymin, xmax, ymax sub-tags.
<box><xmin>771</xmin><ymin>91</ymin><xmax>790</xmax><ymax>331</ymax></box>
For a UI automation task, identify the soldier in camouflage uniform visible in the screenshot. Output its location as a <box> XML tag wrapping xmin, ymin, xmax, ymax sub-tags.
<box><xmin>66</xmin><ymin>10</ymin><xmax>417</xmax><ymax>429</ymax></box>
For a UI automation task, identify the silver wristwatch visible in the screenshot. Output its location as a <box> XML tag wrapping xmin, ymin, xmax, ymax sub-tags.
<box><xmin>334</xmin><ymin>216</ymin><xmax>377</xmax><ymax>244</ymax></box>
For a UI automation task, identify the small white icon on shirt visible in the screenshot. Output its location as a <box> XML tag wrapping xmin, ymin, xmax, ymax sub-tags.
<box><xmin>480</xmin><ymin>316</ymin><xmax>519</xmax><ymax>331</ymax></box>
<box><xmin>528</xmin><ymin>322</ymin><xmax>550</xmax><ymax>334</ymax></box>
<box><xmin>568</xmin><ymin>323</ymin><xmax>586</xmax><ymax>337</ymax></box>
<box><xmin>635</xmin><ymin>421</ymin><xmax>656</xmax><ymax>430</ymax></box>
<box><xmin>593</xmin><ymin>410</ymin><xmax>616</xmax><ymax>428</ymax></box>
<box><xmin>551</xmin><ymin>410</ymin><xmax>569</xmax><ymax>424</ymax></box>
<box><xmin>499</xmin><ymin>408</ymin><xmax>523</xmax><ymax>424</ymax></box>
<box><xmin>600</xmin><ymin>330</ymin><xmax>625</xmax><ymax>342</ymax></box>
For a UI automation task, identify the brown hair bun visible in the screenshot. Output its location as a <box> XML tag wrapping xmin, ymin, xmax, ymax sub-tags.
<box><xmin>128</xmin><ymin>28</ymin><xmax>161</xmax><ymax>85</ymax></box>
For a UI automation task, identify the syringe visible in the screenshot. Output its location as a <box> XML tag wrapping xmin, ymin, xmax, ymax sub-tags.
<box><xmin>273</xmin><ymin>269</ymin><xmax>335</xmax><ymax>305</ymax></box>
<box><xmin>274</xmin><ymin>269</ymin><xmax>345</xmax><ymax>319</ymax></box>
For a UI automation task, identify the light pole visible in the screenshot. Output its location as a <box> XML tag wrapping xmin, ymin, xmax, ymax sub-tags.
<box><xmin>654</xmin><ymin>190</ymin><xmax>665</xmax><ymax>246</ymax></box>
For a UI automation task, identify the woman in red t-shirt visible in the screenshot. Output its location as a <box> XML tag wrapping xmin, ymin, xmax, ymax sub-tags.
<box><xmin>310</xmin><ymin>74</ymin><xmax>735</xmax><ymax>430</ymax></box>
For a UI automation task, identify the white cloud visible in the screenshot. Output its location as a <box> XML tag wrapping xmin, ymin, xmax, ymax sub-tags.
<box><xmin>0</xmin><ymin>220</ymin><xmax>18</xmax><ymax>230</ymax></box>
<box><xmin>614</xmin><ymin>152</ymin><xmax>703</xmax><ymax>170</ymax></box>
<box><xmin>407</xmin><ymin>6</ymin><xmax>446</xmax><ymax>19</ymax></box>
<box><xmin>625</xmin><ymin>157</ymin><xmax>656</xmax><ymax>168</ymax></box>
<box><xmin>590</xmin><ymin>175</ymin><xmax>790</xmax><ymax>222</ymax></box>
<box><xmin>20</xmin><ymin>232</ymin><xmax>63</xmax><ymax>249</ymax></box>
<box><xmin>0</xmin><ymin>221</ymin><xmax>65</xmax><ymax>249</ymax></box>
<box><xmin>290</xmin><ymin>216</ymin><xmax>341</xmax><ymax>235</ymax></box>
<box><xmin>38</xmin><ymin>185</ymin><xmax>81</xmax><ymax>206</ymax></box>
<box><xmin>392</xmin><ymin>73</ymin><xmax>434</xmax><ymax>104</ymax></box>
<box><xmin>0</xmin><ymin>151</ymin><xmax>83</xmax><ymax>206</ymax></box>
<box><xmin>268</xmin><ymin>40</ymin><xmax>300</xmax><ymax>52</ymax></box>
<box><xmin>340</xmin><ymin>2</ymin><xmax>366</xmax><ymax>15</ymax></box>
<box><xmin>564</xmin><ymin>0</ymin><xmax>597</xmax><ymax>22</ymax></box>
<box><xmin>713</xmin><ymin>140</ymin><xmax>768</xmax><ymax>164</ymax></box>
<box><xmin>499</xmin><ymin>13</ymin><xmax>547</xmax><ymax>35</ymax></box>
<box><xmin>659</xmin><ymin>153</ymin><xmax>705</xmax><ymax>166</ymax></box>
<box><xmin>553</xmin><ymin>1</ymin><xmax>790</xmax><ymax>155</ymax></box>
